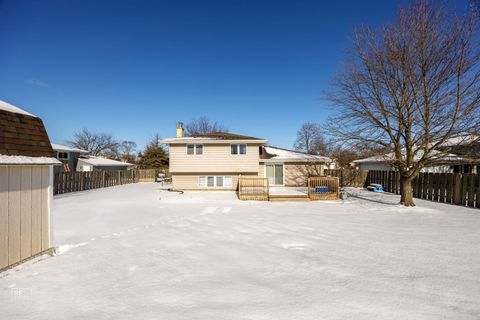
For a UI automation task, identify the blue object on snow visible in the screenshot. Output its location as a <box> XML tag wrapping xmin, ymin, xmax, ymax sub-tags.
<box><xmin>367</xmin><ymin>184</ymin><xmax>383</xmax><ymax>192</ymax></box>
<box><xmin>315</xmin><ymin>186</ymin><xmax>330</xmax><ymax>192</ymax></box>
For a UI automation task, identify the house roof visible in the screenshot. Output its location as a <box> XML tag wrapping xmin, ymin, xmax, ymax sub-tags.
<box><xmin>0</xmin><ymin>100</ymin><xmax>56</xmax><ymax>158</ymax></box>
<box><xmin>78</xmin><ymin>156</ymin><xmax>133</xmax><ymax>167</ymax></box>
<box><xmin>263</xmin><ymin>146</ymin><xmax>334</xmax><ymax>163</ymax></box>
<box><xmin>438</xmin><ymin>135</ymin><xmax>480</xmax><ymax>147</ymax></box>
<box><xmin>353</xmin><ymin>150</ymin><xmax>465</xmax><ymax>164</ymax></box>
<box><xmin>161</xmin><ymin>131</ymin><xmax>267</xmax><ymax>144</ymax></box>
<box><xmin>190</xmin><ymin>131</ymin><xmax>264</xmax><ymax>140</ymax></box>
<box><xmin>51</xmin><ymin>143</ymin><xmax>89</xmax><ymax>154</ymax></box>
<box><xmin>0</xmin><ymin>100</ymin><xmax>36</xmax><ymax>117</ymax></box>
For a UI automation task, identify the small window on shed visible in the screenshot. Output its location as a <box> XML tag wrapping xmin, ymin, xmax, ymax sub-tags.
<box><xmin>57</xmin><ymin>152</ymin><xmax>69</xmax><ymax>160</ymax></box>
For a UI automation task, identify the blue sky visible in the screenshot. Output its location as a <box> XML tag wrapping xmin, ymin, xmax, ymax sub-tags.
<box><xmin>0</xmin><ymin>0</ymin><xmax>407</xmax><ymax>150</ymax></box>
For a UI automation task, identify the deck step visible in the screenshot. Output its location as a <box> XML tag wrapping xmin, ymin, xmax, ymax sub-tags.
<box><xmin>269</xmin><ymin>194</ymin><xmax>310</xmax><ymax>201</ymax></box>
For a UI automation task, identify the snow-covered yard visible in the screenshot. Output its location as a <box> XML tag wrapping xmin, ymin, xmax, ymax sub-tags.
<box><xmin>1</xmin><ymin>183</ymin><xmax>480</xmax><ymax>319</ymax></box>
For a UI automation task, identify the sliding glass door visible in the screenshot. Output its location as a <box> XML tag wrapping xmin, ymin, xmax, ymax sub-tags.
<box><xmin>266</xmin><ymin>164</ymin><xmax>284</xmax><ymax>186</ymax></box>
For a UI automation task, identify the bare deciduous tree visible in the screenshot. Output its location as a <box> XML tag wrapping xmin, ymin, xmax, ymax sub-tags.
<box><xmin>325</xmin><ymin>0</ymin><xmax>480</xmax><ymax>206</ymax></box>
<box><xmin>68</xmin><ymin>128</ymin><xmax>119</xmax><ymax>156</ymax></box>
<box><xmin>119</xmin><ymin>140</ymin><xmax>137</xmax><ymax>163</ymax></box>
<box><xmin>331</xmin><ymin>149</ymin><xmax>358</xmax><ymax>169</ymax></box>
<box><xmin>294</xmin><ymin>122</ymin><xmax>330</xmax><ymax>155</ymax></box>
<box><xmin>185</xmin><ymin>116</ymin><xmax>228</xmax><ymax>136</ymax></box>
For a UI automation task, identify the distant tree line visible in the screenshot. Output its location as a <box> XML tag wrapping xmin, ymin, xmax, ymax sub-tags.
<box><xmin>68</xmin><ymin>128</ymin><xmax>168</xmax><ymax>170</ymax></box>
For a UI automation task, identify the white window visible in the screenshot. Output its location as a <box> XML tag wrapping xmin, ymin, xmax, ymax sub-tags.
<box><xmin>57</xmin><ymin>151</ymin><xmax>69</xmax><ymax>160</ymax></box>
<box><xmin>207</xmin><ymin>176</ymin><xmax>215</xmax><ymax>187</ymax></box>
<box><xmin>231</xmin><ymin>144</ymin><xmax>246</xmax><ymax>155</ymax></box>
<box><xmin>266</xmin><ymin>164</ymin><xmax>284</xmax><ymax>186</ymax></box>
<box><xmin>198</xmin><ymin>176</ymin><xmax>233</xmax><ymax>188</ymax></box>
<box><xmin>187</xmin><ymin>144</ymin><xmax>203</xmax><ymax>155</ymax></box>
<box><xmin>216</xmin><ymin>176</ymin><xmax>223</xmax><ymax>187</ymax></box>
<box><xmin>224</xmin><ymin>176</ymin><xmax>232</xmax><ymax>187</ymax></box>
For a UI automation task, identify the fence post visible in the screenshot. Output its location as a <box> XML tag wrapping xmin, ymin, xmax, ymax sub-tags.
<box><xmin>453</xmin><ymin>174</ymin><xmax>462</xmax><ymax>205</ymax></box>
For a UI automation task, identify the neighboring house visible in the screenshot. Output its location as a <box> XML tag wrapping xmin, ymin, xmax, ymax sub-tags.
<box><xmin>51</xmin><ymin>143</ymin><xmax>89</xmax><ymax>174</ymax></box>
<box><xmin>437</xmin><ymin>136</ymin><xmax>480</xmax><ymax>173</ymax></box>
<box><xmin>52</xmin><ymin>144</ymin><xmax>133</xmax><ymax>172</ymax></box>
<box><xmin>160</xmin><ymin>122</ymin><xmax>335</xmax><ymax>190</ymax></box>
<box><xmin>353</xmin><ymin>149</ymin><xmax>478</xmax><ymax>173</ymax></box>
<box><xmin>76</xmin><ymin>156</ymin><xmax>134</xmax><ymax>171</ymax></box>
<box><xmin>0</xmin><ymin>100</ymin><xmax>60</xmax><ymax>270</ymax></box>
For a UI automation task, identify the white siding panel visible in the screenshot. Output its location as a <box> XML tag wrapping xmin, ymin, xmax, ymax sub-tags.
<box><xmin>0</xmin><ymin>167</ymin><xmax>8</xmax><ymax>269</ymax></box>
<box><xmin>20</xmin><ymin>166</ymin><xmax>32</xmax><ymax>260</ymax></box>
<box><xmin>31</xmin><ymin>167</ymin><xmax>43</xmax><ymax>255</ymax></box>
<box><xmin>0</xmin><ymin>165</ymin><xmax>51</xmax><ymax>270</ymax></box>
<box><xmin>8</xmin><ymin>167</ymin><xmax>22</xmax><ymax>265</ymax></box>
<box><xmin>41</xmin><ymin>166</ymin><xmax>50</xmax><ymax>250</ymax></box>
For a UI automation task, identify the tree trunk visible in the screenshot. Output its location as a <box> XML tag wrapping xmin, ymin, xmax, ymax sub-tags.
<box><xmin>400</xmin><ymin>176</ymin><xmax>415</xmax><ymax>207</ymax></box>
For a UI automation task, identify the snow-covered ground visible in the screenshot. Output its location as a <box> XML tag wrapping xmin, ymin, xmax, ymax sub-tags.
<box><xmin>1</xmin><ymin>183</ymin><xmax>480</xmax><ymax>319</ymax></box>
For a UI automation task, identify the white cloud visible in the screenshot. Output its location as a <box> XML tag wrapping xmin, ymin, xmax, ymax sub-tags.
<box><xmin>26</xmin><ymin>78</ymin><xmax>50</xmax><ymax>87</ymax></box>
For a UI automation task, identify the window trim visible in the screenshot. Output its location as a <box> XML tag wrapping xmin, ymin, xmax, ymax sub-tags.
<box><xmin>216</xmin><ymin>176</ymin><xmax>224</xmax><ymax>187</ymax></box>
<box><xmin>186</xmin><ymin>144</ymin><xmax>204</xmax><ymax>155</ymax></box>
<box><xmin>57</xmin><ymin>151</ymin><xmax>70</xmax><ymax>160</ymax></box>
<box><xmin>230</xmin><ymin>143</ymin><xmax>247</xmax><ymax>155</ymax></box>
<box><xmin>198</xmin><ymin>175</ymin><xmax>233</xmax><ymax>188</ymax></box>
<box><xmin>264</xmin><ymin>163</ymin><xmax>285</xmax><ymax>186</ymax></box>
<box><xmin>198</xmin><ymin>176</ymin><xmax>206</xmax><ymax>187</ymax></box>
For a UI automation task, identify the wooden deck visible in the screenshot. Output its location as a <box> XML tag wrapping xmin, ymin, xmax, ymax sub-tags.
<box><xmin>268</xmin><ymin>187</ymin><xmax>310</xmax><ymax>201</ymax></box>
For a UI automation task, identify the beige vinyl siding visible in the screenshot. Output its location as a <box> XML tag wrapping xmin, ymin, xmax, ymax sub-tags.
<box><xmin>172</xmin><ymin>173</ymin><xmax>260</xmax><ymax>190</ymax></box>
<box><xmin>258</xmin><ymin>163</ymin><xmax>265</xmax><ymax>177</ymax></box>
<box><xmin>260</xmin><ymin>161</ymin><xmax>327</xmax><ymax>187</ymax></box>
<box><xmin>169</xmin><ymin>143</ymin><xmax>262</xmax><ymax>173</ymax></box>
<box><xmin>0</xmin><ymin>165</ymin><xmax>52</xmax><ymax>270</ymax></box>
<box><xmin>284</xmin><ymin>162</ymin><xmax>326</xmax><ymax>186</ymax></box>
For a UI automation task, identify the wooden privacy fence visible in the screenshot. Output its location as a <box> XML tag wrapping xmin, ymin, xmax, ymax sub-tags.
<box><xmin>238</xmin><ymin>177</ymin><xmax>269</xmax><ymax>201</ymax></box>
<box><xmin>138</xmin><ymin>169</ymin><xmax>159</xmax><ymax>182</ymax></box>
<box><xmin>307</xmin><ymin>176</ymin><xmax>340</xmax><ymax>200</ymax></box>
<box><xmin>366</xmin><ymin>170</ymin><xmax>480</xmax><ymax>209</ymax></box>
<box><xmin>324</xmin><ymin>169</ymin><xmax>368</xmax><ymax>187</ymax></box>
<box><xmin>54</xmin><ymin>169</ymin><xmax>160</xmax><ymax>195</ymax></box>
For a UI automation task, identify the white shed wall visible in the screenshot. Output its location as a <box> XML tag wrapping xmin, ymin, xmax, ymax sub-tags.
<box><xmin>0</xmin><ymin>165</ymin><xmax>52</xmax><ymax>270</ymax></box>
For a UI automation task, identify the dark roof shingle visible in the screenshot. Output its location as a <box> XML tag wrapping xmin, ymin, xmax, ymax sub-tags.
<box><xmin>0</xmin><ymin>110</ymin><xmax>55</xmax><ymax>157</ymax></box>
<box><xmin>190</xmin><ymin>131</ymin><xmax>263</xmax><ymax>140</ymax></box>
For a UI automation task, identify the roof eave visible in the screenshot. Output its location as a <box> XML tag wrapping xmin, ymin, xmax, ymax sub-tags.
<box><xmin>262</xmin><ymin>158</ymin><xmax>333</xmax><ymax>163</ymax></box>
<box><xmin>160</xmin><ymin>138</ymin><xmax>268</xmax><ymax>144</ymax></box>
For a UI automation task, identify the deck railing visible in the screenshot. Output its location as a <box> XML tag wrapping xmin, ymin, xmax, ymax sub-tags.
<box><xmin>307</xmin><ymin>176</ymin><xmax>340</xmax><ymax>200</ymax></box>
<box><xmin>238</xmin><ymin>177</ymin><xmax>269</xmax><ymax>201</ymax></box>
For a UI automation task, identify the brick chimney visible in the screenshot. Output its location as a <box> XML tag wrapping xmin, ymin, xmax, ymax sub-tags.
<box><xmin>176</xmin><ymin>122</ymin><xmax>184</xmax><ymax>138</ymax></box>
